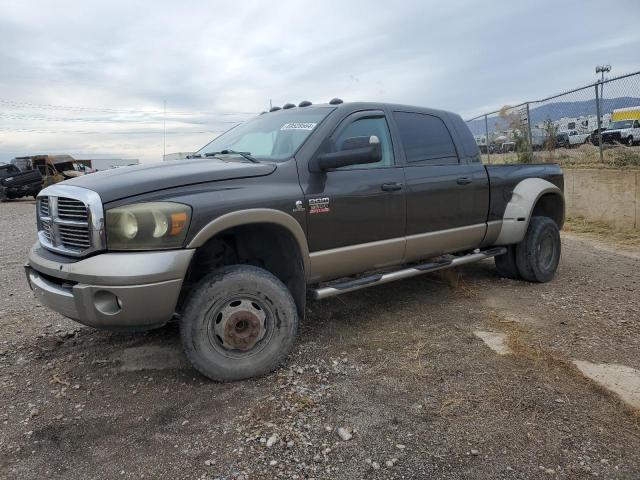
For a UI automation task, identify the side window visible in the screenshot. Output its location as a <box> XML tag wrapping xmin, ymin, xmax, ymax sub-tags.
<box><xmin>335</xmin><ymin>117</ymin><xmax>394</xmax><ymax>169</ymax></box>
<box><xmin>392</xmin><ymin>112</ymin><xmax>458</xmax><ymax>164</ymax></box>
<box><xmin>634</xmin><ymin>120</ymin><xmax>640</xmax><ymax>128</ymax></box>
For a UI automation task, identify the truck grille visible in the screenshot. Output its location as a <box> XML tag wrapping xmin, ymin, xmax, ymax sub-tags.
<box><xmin>36</xmin><ymin>186</ymin><xmax>104</xmax><ymax>257</ymax></box>
<box><xmin>57</xmin><ymin>197</ymin><xmax>88</xmax><ymax>220</ymax></box>
<box><xmin>39</xmin><ymin>197</ymin><xmax>50</xmax><ymax>217</ymax></box>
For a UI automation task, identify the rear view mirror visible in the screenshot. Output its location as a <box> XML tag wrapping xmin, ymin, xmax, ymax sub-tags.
<box><xmin>310</xmin><ymin>135</ymin><xmax>381</xmax><ymax>172</ymax></box>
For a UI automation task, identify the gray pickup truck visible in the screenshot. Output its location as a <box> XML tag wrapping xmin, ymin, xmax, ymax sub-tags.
<box><xmin>26</xmin><ymin>100</ymin><xmax>564</xmax><ymax>381</ymax></box>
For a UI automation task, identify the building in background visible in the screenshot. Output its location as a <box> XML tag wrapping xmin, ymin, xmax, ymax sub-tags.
<box><xmin>163</xmin><ymin>152</ymin><xmax>194</xmax><ymax>162</ymax></box>
<box><xmin>76</xmin><ymin>158</ymin><xmax>139</xmax><ymax>171</ymax></box>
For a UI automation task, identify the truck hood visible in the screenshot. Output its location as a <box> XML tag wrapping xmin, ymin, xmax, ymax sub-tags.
<box><xmin>62</xmin><ymin>158</ymin><xmax>277</xmax><ymax>203</ymax></box>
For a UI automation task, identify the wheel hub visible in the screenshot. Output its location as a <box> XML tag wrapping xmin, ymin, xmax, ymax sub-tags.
<box><xmin>212</xmin><ymin>299</ymin><xmax>267</xmax><ymax>351</ymax></box>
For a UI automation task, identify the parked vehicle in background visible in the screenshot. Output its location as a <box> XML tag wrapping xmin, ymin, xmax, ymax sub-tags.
<box><xmin>501</xmin><ymin>141</ymin><xmax>516</xmax><ymax>153</ymax></box>
<box><xmin>26</xmin><ymin>100</ymin><xmax>564</xmax><ymax>382</ymax></box>
<box><xmin>589</xmin><ymin>127</ymin><xmax>607</xmax><ymax>146</ymax></box>
<box><xmin>530</xmin><ymin>128</ymin><xmax>548</xmax><ymax>150</ymax></box>
<box><xmin>0</xmin><ymin>163</ymin><xmax>42</xmax><ymax>201</ymax></box>
<box><xmin>566</xmin><ymin>130</ymin><xmax>591</xmax><ymax>146</ymax></box>
<box><xmin>601</xmin><ymin>118</ymin><xmax>640</xmax><ymax>146</ymax></box>
<box><xmin>611</xmin><ymin>106</ymin><xmax>640</xmax><ymax>122</ymax></box>
<box><xmin>76</xmin><ymin>158</ymin><xmax>140</xmax><ymax>171</ymax></box>
<box><xmin>555</xmin><ymin>132</ymin><xmax>570</xmax><ymax>148</ymax></box>
<box><xmin>12</xmin><ymin>155</ymin><xmax>89</xmax><ymax>187</ymax></box>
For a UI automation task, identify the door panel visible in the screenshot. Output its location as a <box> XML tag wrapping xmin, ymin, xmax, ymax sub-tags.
<box><xmin>403</xmin><ymin>163</ymin><xmax>489</xmax><ymax>260</ymax></box>
<box><xmin>404</xmin><ymin>163</ymin><xmax>489</xmax><ymax>235</ymax></box>
<box><xmin>389</xmin><ymin>110</ymin><xmax>489</xmax><ymax>261</ymax></box>
<box><xmin>302</xmin><ymin>112</ymin><xmax>406</xmax><ymax>282</ymax></box>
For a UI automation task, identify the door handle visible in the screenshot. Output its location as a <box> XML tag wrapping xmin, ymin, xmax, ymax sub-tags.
<box><xmin>381</xmin><ymin>182</ymin><xmax>403</xmax><ymax>192</ymax></box>
<box><xmin>456</xmin><ymin>177</ymin><xmax>473</xmax><ymax>185</ymax></box>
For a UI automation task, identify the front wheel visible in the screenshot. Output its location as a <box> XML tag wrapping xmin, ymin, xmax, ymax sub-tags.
<box><xmin>180</xmin><ymin>265</ymin><xmax>298</xmax><ymax>381</ymax></box>
<box><xmin>515</xmin><ymin>216</ymin><xmax>561</xmax><ymax>283</ymax></box>
<box><xmin>628</xmin><ymin>136</ymin><xmax>634</xmax><ymax>147</ymax></box>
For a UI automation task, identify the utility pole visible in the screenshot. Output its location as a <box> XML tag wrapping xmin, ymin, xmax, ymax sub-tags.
<box><xmin>594</xmin><ymin>66</ymin><xmax>610</xmax><ymax>164</ymax></box>
<box><xmin>595</xmin><ymin>65</ymin><xmax>611</xmax><ymax>113</ymax></box>
<box><xmin>163</xmin><ymin>99</ymin><xmax>167</xmax><ymax>160</ymax></box>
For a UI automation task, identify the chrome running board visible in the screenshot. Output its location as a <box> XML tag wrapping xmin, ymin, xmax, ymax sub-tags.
<box><xmin>310</xmin><ymin>247</ymin><xmax>507</xmax><ymax>300</ymax></box>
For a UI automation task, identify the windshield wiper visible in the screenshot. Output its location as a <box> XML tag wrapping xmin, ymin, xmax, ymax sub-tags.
<box><xmin>204</xmin><ymin>150</ymin><xmax>259</xmax><ymax>163</ymax></box>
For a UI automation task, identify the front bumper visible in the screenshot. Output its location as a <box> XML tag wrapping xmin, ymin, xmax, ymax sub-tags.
<box><xmin>26</xmin><ymin>243</ymin><xmax>195</xmax><ymax>330</ymax></box>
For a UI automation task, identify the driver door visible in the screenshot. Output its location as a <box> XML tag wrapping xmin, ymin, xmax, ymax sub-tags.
<box><xmin>303</xmin><ymin>110</ymin><xmax>406</xmax><ymax>282</ymax></box>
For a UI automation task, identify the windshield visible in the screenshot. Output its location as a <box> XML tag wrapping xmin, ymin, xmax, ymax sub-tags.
<box><xmin>609</xmin><ymin>120</ymin><xmax>633</xmax><ymax>130</ymax></box>
<box><xmin>197</xmin><ymin>107</ymin><xmax>334</xmax><ymax>161</ymax></box>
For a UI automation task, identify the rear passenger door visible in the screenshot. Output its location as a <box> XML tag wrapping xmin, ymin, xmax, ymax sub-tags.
<box><xmin>390</xmin><ymin>111</ymin><xmax>489</xmax><ymax>262</ymax></box>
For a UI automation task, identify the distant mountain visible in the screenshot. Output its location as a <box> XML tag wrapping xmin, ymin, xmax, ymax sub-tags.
<box><xmin>467</xmin><ymin>96</ymin><xmax>640</xmax><ymax>135</ymax></box>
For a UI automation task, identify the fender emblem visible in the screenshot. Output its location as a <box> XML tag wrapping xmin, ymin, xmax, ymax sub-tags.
<box><xmin>309</xmin><ymin>197</ymin><xmax>330</xmax><ymax>214</ymax></box>
<box><xmin>293</xmin><ymin>200</ymin><xmax>305</xmax><ymax>212</ymax></box>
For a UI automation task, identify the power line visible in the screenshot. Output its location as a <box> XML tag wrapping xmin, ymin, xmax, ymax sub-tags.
<box><xmin>0</xmin><ymin>127</ymin><xmax>224</xmax><ymax>135</ymax></box>
<box><xmin>0</xmin><ymin>112</ymin><xmax>242</xmax><ymax>125</ymax></box>
<box><xmin>0</xmin><ymin>98</ymin><xmax>257</xmax><ymax>116</ymax></box>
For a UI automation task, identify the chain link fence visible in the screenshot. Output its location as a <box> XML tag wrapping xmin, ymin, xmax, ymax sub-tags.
<box><xmin>466</xmin><ymin>71</ymin><xmax>640</xmax><ymax>167</ymax></box>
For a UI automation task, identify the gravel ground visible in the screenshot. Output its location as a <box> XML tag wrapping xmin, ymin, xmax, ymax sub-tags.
<box><xmin>1</xmin><ymin>199</ymin><xmax>640</xmax><ymax>479</ymax></box>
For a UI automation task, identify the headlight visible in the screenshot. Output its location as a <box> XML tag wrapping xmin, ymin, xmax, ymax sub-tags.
<box><xmin>106</xmin><ymin>202</ymin><xmax>191</xmax><ymax>250</ymax></box>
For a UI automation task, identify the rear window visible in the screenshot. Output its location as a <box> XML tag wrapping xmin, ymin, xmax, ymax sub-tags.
<box><xmin>392</xmin><ymin>112</ymin><xmax>458</xmax><ymax>163</ymax></box>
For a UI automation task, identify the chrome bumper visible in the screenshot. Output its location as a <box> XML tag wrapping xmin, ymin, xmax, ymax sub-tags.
<box><xmin>26</xmin><ymin>243</ymin><xmax>195</xmax><ymax>330</ymax></box>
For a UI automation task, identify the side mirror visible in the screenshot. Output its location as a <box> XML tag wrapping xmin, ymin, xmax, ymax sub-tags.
<box><xmin>310</xmin><ymin>135</ymin><xmax>381</xmax><ymax>172</ymax></box>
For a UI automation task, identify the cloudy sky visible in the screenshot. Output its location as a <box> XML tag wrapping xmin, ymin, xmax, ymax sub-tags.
<box><xmin>1</xmin><ymin>0</ymin><xmax>639</xmax><ymax>163</ymax></box>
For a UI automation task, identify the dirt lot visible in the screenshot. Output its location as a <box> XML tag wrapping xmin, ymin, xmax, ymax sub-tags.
<box><xmin>1</xmin><ymin>199</ymin><xmax>639</xmax><ymax>479</ymax></box>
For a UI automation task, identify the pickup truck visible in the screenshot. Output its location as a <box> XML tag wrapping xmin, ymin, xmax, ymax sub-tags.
<box><xmin>601</xmin><ymin>119</ymin><xmax>640</xmax><ymax>146</ymax></box>
<box><xmin>565</xmin><ymin>130</ymin><xmax>591</xmax><ymax>147</ymax></box>
<box><xmin>25</xmin><ymin>100</ymin><xmax>565</xmax><ymax>381</ymax></box>
<box><xmin>0</xmin><ymin>163</ymin><xmax>42</xmax><ymax>201</ymax></box>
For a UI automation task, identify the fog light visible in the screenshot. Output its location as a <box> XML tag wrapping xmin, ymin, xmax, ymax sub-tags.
<box><xmin>94</xmin><ymin>290</ymin><xmax>121</xmax><ymax>315</ymax></box>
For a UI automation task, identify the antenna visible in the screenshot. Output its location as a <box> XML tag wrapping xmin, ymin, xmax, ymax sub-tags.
<box><xmin>163</xmin><ymin>99</ymin><xmax>167</xmax><ymax>159</ymax></box>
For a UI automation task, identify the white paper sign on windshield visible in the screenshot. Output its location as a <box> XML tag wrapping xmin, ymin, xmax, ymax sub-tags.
<box><xmin>280</xmin><ymin>123</ymin><xmax>317</xmax><ymax>131</ymax></box>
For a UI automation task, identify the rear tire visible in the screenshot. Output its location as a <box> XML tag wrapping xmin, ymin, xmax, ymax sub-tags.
<box><xmin>494</xmin><ymin>245</ymin><xmax>520</xmax><ymax>279</ymax></box>
<box><xmin>515</xmin><ymin>216</ymin><xmax>561</xmax><ymax>283</ymax></box>
<box><xmin>180</xmin><ymin>265</ymin><xmax>298</xmax><ymax>382</ymax></box>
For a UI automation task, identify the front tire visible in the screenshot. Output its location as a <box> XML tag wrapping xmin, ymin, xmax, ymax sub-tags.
<box><xmin>180</xmin><ymin>265</ymin><xmax>298</xmax><ymax>381</ymax></box>
<box><xmin>515</xmin><ymin>216</ymin><xmax>561</xmax><ymax>283</ymax></box>
<box><xmin>628</xmin><ymin>136</ymin><xmax>634</xmax><ymax>147</ymax></box>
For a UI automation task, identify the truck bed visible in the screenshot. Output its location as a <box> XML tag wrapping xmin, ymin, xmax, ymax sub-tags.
<box><xmin>485</xmin><ymin>163</ymin><xmax>563</xmax><ymax>223</ymax></box>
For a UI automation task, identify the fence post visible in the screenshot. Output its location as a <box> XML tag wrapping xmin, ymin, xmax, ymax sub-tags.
<box><xmin>595</xmin><ymin>83</ymin><xmax>604</xmax><ymax>163</ymax></box>
<box><xmin>526</xmin><ymin>102</ymin><xmax>533</xmax><ymax>161</ymax></box>
<box><xmin>484</xmin><ymin>114</ymin><xmax>490</xmax><ymax>164</ymax></box>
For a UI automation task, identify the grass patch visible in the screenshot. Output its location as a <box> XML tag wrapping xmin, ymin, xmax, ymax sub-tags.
<box><xmin>483</xmin><ymin>144</ymin><xmax>640</xmax><ymax>169</ymax></box>
<box><xmin>564</xmin><ymin>216</ymin><xmax>640</xmax><ymax>248</ymax></box>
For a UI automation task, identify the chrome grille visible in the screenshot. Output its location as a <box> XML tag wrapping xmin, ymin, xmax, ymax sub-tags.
<box><xmin>39</xmin><ymin>197</ymin><xmax>50</xmax><ymax>217</ymax></box>
<box><xmin>36</xmin><ymin>185</ymin><xmax>105</xmax><ymax>257</ymax></box>
<box><xmin>59</xmin><ymin>223</ymin><xmax>91</xmax><ymax>249</ymax></box>
<box><xmin>41</xmin><ymin>218</ymin><xmax>53</xmax><ymax>243</ymax></box>
<box><xmin>57</xmin><ymin>197</ymin><xmax>88</xmax><ymax>220</ymax></box>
